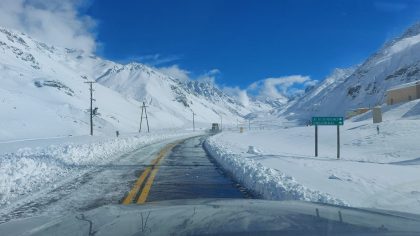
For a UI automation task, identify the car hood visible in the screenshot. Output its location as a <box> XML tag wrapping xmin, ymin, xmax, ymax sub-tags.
<box><xmin>1</xmin><ymin>199</ymin><xmax>420</xmax><ymax>236</ymax></box>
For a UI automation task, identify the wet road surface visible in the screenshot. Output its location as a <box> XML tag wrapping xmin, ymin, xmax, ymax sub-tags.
<box><xmin>146</xmin><ymin>136</ymin><xmax>252</xmax><ymax>202</ymax></box>
<box><xmin>0</xmin><ymin>139</ymin><xmax>175</xmax><ymax>223</ymax></box>
<box><xmin>0</xmin><ymin>135</ymin><xmax>252</xmax><ymax>223</ymax></box>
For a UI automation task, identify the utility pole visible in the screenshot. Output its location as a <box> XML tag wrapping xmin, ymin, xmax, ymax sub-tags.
<box><xmin>192</xmin><ymin>111</ymin><xmax>196</xmax><ymax>132</ymax></box>
<box><xmin>220</xmin><ymin>114</ymin><xmax>223</xmax><ymax>131</ymax></box>
<box><xmin>139</xmin><ymin>101</ymin><xmax>150</xmax><ymax>133</ymax></box>
<box><xmin>315</xmin><ymin>125</ymin><xmax>318</xmax><ymax>157</ymax></box>
<box><xmin>84</xmin><ymin>81</ymin><xmax>96</xmax><ymax>136</ymax></box>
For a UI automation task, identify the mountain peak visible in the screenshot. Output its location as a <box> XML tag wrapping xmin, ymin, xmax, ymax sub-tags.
<box><xmin>399</xmin><ymin>21</ymin><xmax>420</xmax><ymax>39</ymax></box>
<box><xmin>380</xmin><ymin>22</ymin><xmax>420</xmax><ymax>51</ymax></box>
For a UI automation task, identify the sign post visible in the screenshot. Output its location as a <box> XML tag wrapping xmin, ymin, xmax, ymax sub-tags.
<box><xmin>312</xmin><ymin>117</ymin><xmax>344</xmax><ymax>159</ymax></box>
<box><xmin>337</xmin><ymin>125</ymin><xmax>340</xmax><ymax>159</ymax></box>
<box><xmin>315</xmin><ymin>125</ymin><xmax>318</xmax><ymax>157</ymax></box>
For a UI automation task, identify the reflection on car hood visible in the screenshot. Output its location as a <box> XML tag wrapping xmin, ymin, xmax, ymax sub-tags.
<box><xmin>1</xmin><ymin>199</ymin><xmax>420</xmax><ymax>236</ymax></box>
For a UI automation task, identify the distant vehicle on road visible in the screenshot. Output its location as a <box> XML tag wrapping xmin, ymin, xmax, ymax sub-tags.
<box><xmin>211</xmin><ymin>123</ymin><xmax>220</xmax><ymax>133</ymax></box>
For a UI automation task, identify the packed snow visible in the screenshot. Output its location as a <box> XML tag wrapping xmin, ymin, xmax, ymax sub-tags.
<box><xmin>0</xmin><ymin>131</ymin><xmax>197</xmax><ymax>206</ymax></box>
<box><xmin>205</xmin><ymin>102</ymin><xmax>420</xmax><ymax>214</ymax></box>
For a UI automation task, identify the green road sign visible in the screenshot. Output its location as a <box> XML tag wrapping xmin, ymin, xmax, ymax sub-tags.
<box><xmin>312</xmin><ymin>116</ymin><xmax>344</xmax><ymax>126</ymax></box>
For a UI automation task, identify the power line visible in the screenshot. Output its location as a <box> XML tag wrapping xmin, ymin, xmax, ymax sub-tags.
<box><xmin>192</xmin><ymin>111</ymin><xmax>196</xmax><ymax>132</ymax></box>
<box><xmin>139</xmin><ymin>101</ymin><xmax>150</xmax><ymax>133</ymax></box>
<box><xmin>84</xmin><ymin>81</ymin><xmax>96</xmax><ymax>136</ymax></box>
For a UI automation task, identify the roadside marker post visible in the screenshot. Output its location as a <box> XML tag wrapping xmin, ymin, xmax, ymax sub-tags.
<box><xmin>312</xmin><ymin>117</ymin><xmax>344</xmax><ymax>159</ymax></box>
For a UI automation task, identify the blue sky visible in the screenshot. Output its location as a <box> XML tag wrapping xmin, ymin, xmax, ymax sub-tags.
<box><xmin>1</xmin><ymin>0</ymin><xmax>418</xmax><ymax>97</ymax></box>
<box><xmin>84</xmin><ymin>0</ymin><xmax>420</xmax><ymax>91</ymax></box>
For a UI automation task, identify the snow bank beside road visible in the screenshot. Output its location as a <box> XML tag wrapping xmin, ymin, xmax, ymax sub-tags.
<box><xmin>204</xmin><ymin>139</ymin><xmax>347</xmax><ymax>206</ymax></box>
<box><xmin>0</xmin><ymin>132</ymin><xmax>195</xmax><ymax>206</ymax></box>
<box><xmin>205</xmin><ymin>120</ymin><xmax>420</xmax><ymax>214</ymax></box>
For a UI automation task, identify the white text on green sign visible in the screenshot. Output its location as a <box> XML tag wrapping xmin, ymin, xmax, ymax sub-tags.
<box><xmin>312</xmin><ymin>117</ymin><xmax>344</xmax><ymax>126</ymax></box>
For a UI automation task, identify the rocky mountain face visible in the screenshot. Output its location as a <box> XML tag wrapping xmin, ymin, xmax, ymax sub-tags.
<box><xmin>2</xmin><ymin>20</ymin><xmax>419</xmax><ymax>138</ymax></box>
<box><xmin>95</xmin><ymin>62</ymin><xmax>256</xmax><ymax>126</ymax></box>
<box><xmin>283</xmin><ymin>22</ymin><xmax>420</xmax><ymax>122</ymax></box>
<box><xmin>0</xmin><ymin>26</ymin><xmax>269</xmax><ymax>139</ymax></box>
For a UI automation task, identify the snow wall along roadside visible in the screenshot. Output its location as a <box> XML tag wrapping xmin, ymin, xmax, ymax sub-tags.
<box><xmin>203</xmin><ymin>137</ymin><xmax>347</xmax><ymax>206</ymax></box>
<box><xmin>0</xmin><ymin>132</ymin><xmax>195</xmax><ymax>206</ymax></box>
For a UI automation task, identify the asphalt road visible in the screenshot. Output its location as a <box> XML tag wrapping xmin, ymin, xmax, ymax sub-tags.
<box><xmin>0</xmin><ymin>135</ymin><xmax>252</xmax><ymax>223</ymax></box>
<box><xmin>0</xmin><ymin>138</ymin><xmax>175</xmax><ymax>223</ymax></box>
<box><xmin>142</xmin><ymin>136</ymin><xmax>252</xmax><ymax>202</ymax></box>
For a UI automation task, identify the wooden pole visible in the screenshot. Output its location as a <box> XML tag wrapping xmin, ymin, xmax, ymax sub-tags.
<box><xmin>84</xmin><ymin>81</ymin><xmax>95</xmax><ymax>136</ymax></box>
<box><xmin>192</xmin><ymin>112</ymin><xmax>195</xmax><ymax>132</ymax></box>
<box><xmin>315</xmin><ymin>125</ymin><xmax>318</xmax><ymax>157</ymax></box>
<box><xmin>139</xmin><ymin>104</ymin><xmax>144</xmax><ymax>133</ymax></box>
<box><xmin>89</xmin><ymin>83</ymin><xmax>93</xmax><ymax>136</ymax></box>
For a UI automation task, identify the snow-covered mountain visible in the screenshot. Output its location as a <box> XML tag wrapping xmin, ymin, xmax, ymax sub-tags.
<box><xmin>0</xmin><ymin>27</ymin><xmax>263</xmax><ymax>140</ymax></box>
<box><xmin>284</xmin><ymin>22</ymin><xmax>420</xmax><ymax>122</ymax></box>
<box><xmin>283</xmin><ymin>68</ymin><xmax>356</xmax><ymax>119</ymax></box>
<box><xmin>4</xmin><ymin>20</ymin><xmax>418</xmax><ymax>139</ymax></box>
<box><xmin>95</xmin><ymin>62</ymin><xmax>253</xmax><ymax>128</ymax></box>
<box><xmin>0</xmin><ymin>27</ymin><xmax>145</xmax><ymax>140</ymax></box>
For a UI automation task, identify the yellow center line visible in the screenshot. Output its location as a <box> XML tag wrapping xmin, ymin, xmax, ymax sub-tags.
<box><xmin>137</xmin><ymin>144</ymin><xmax>175</xmax><ymax>204</ymax></box>
<box><xmin>136</xmin><ymin>166</ymin><xmax>159</xmax><ymax>204</ymax></box>
<box><xmin>122</xmin><ymin>141</ymin><xmax>180</xmax><ymax>205</ymax></box>
<box><xmin>122</xmin><ymin>166</ymin><xmax>151</xmax><ymax>205</ymax></box>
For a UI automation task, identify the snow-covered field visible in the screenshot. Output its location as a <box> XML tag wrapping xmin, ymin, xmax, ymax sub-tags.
<box><xmin>0</xmin><ymin>131</ymin><xmax>197</xmax><ymax>206</ymax></box>
<box><xmin>205</xmin><ymin>107</ymin><xmax>420</xmax><ymax>214</ymax></box>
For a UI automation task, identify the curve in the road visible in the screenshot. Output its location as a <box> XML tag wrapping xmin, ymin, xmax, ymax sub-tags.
<box><xmin>122</xmin><ymin>136</ymin><xmax>254</xmax><ymax>204</ymax></box>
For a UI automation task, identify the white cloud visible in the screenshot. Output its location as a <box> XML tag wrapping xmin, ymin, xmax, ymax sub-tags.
<box><xmin>157</xmin><ymin>65</ymin><xmax>190</xmax><ymax>82</ymax></box>
<box><xmin>197</xmin><ymin>68</ymin><xmax>221</xmax><ymax>84</ymax></box>
<box><xmin>0</xmin><ymin>0</ymin><xmax>96</xmax><ymax>52</ymax></box>
<box><xmin>207</xmin><ymin>69</ymin><xmax>221</xmax><ymax>75</ymax></box>
<box><xmin>155</xmin><ymin>65</ymin><xmax>221</xmax><ymax>85</ymax></box>
<box><xmin>248</xmin><ymin>75</ymin><xmax>313</xmax><ymax>99</ymax></box>
<box><xmin>222</xmin><ymin>75</ymin><xmax>315</xmax><ymax>107</ymax></box>
<box><xmin>154</xmin><ymin>63</ymin><xmax>318</xmax><ymax>107</ymax></box>
<box><xmin>304</xmin><ymin>79</ymin><xmax>319</xmax><ymax>87</ymax></box>
<box><xmin>223</xmin><ymin>86</ymin><xmax>250</xmax><ymax>107</ymax></box>
<box><xmin>132</xmin><ymin>53</ymin><xmax>181</xmax><ymax>66</ymax></box>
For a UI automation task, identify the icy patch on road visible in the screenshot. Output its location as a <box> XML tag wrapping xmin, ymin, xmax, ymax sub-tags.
<box><xmin>204</xmin><ymin>138</ymin><xmax>347</xmax><ymax>206</ymax></box>
<box><xmin>0</xmin><ymin>132</ymin><xmax>194</xmax><ymax>206</ymax></box>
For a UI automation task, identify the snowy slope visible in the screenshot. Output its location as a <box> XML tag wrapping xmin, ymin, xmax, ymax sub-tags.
<box><xmin>95</xmin><ymin>63</ymin><xmax>254</xmax><ymax>128</ymax></box>
<box><xmin>0</xmin><ymin>26</ymin><xmax>262</xmax><ymax>140</ymax></box>
<box><xmin>284</xmin><ymin>23</ymin><xmax>420</xmax><ymax>122</ymax></box>
<box><xmin>0</xmin><ymin>27</ymin><xmax>147</xmax><ymax>140</ymax></box>
<box><xmin>283</xmin><ymin>68</ymin><xmax>355</xmax><ymax>119</ymax></box>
